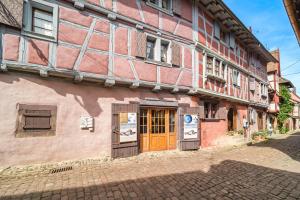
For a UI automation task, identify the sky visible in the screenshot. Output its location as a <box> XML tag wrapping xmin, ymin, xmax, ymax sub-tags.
<box><xmin>223</xmin><ymin>0</ymin><xmax>300</xmax><ymax>96</ymax></box>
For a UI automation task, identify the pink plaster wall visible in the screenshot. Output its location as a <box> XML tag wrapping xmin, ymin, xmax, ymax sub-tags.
<box><xmin>59</xmin><ymin>7</ymin><xmax>92</xmax><ymax>27</ymax></box>
<box><xmin>114</xmin><ymin>56</ymin><xmax>135</xmax><ymax>80</ymax></box>
<box><xmin>201</xmin><ymin>120</ymin><xmax>227</xmax><ymax>147</ymax></box>
<box><xmin>58</xmin><ymin>23</ymin><xmax>88</xmax><ymax>46</ymax></box>
<box><xmin>117</xmin><ymin>0</ymin><xmax>142</xmax><ymax>21</ymax></box>
<box><xmin>133</xmin><ymin>61</ymin><xmax>157</xmax><ymax>82</ymax></box>
<box><xmin>56</xmin><ymin>46</ymin><xmax>80</xmax><ymax>69</ymax></box>
<box><xmin>115</xmin><ymin>27</ymin><xmax>128</xmax><ymax>55</ymax></box>
<box><xmin>3</xmin><ymin>34</ymin><xmax>20</xmax><ymax>61</ymax></box>
<box><xmin>79</xmin><ymin>52</ymin><xmax>109</xmax><ymax>74</ymax></box>
<box><xmin>94</xmin><ymin>20</ymin><xmax>110</xmax><ymax>33</ymax></box>
<box><xmin>160</xmin><ymin>67</ymin><xmax>181</xmax><ymax>85</ymax></box>
<box><xmin>88</xmin><ymin>33</ymin><xmax>110</xmax><ymax>51</ymax></box>
<box><xmin>0</xmin><ymin>73</ymin><xmax>196</xmax><ymax>167</ymax></box>
<box><xmin>27</xmin><ymin>39</ymin><xmax>49</xmax><ymax>66</ymax></box>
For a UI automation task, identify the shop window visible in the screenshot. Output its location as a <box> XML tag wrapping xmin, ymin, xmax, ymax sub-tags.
<box><xmin>16</xmin><ymin>104</ymin><xmax>57</xmax><ymax>138</ymax></box>
<box><xmin>146</xmin><ymin>35</ymin><xmax>171</xmax><ymax>64</ymax></box>
<box><xmin>23</xmin><ymin>0</ymin><xmax>58</xmax><ymax>41</ymax></box>
<box><xmin>233</xmin><ymin>69</ymin><xmax>240</xmax><ymax>87</ymax></box>
<box><xmin>147</xmin><ymin>0</ymin><xmax>172</xmax><ymax>12</ymax></box>
<box><xmin>204</xmin><ymin>102</ymin><xmax>219</xmax><ymax>119</ymax></box>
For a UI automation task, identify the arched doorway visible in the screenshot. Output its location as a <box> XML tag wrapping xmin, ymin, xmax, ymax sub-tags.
<box><xmin>228</xmin><ymin>108</ymin><xmax>237</xmax><ymax>131</ymax></box>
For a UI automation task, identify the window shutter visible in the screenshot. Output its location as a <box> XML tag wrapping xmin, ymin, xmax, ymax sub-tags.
<box><xmin>249</xmin><ymin>77</ymin><xmax>255</xmax><ymax>91</ymax></box>
<box><xmin>229</xmin><ymin>33</ymin><xmax>235</xmax><ymax>49</ymax></box>
<box><xmin>23</xmin><ymin>110</ymin><xmax>51</xmax><ymax>129</ymax></box>
<box><xmin>199</xmin><ymin>101</ymin><xmax>205</xmax><ymax>119</ymax></box>
<box><xmin>214</xmin><ymin>22</ymin><xmax>220</xmax><ymax>39</ymax></box>
<box><xmin>111</xmin><ymin>103</ymin><xmax>139</xmax><ymax>158</ymax></box>
<box><xmin>172</xmin><ymin>0</ymin><xmax>181</xmax><ymax>16</ymax></box>
<box><xmin>136</xmin><ymin>31</ymin><xmax>147</xmax><ymax>58</ymax></box>
<box><xmin>217</xmin><ymin>105</ymin><xmax>227</xmax><ymax>120</ymax></box>
<box><xmin>171</xmin><ymin>42</ymin><xmax>181</xmax><ymax>67</ymax></box>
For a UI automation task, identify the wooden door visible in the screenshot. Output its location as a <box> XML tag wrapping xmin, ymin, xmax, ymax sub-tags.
<box><xmin>139</xmin><ymin>108</ymin><xmax>177</xmax><ymax>152</ymax></box>
<box><xmin>168</xmin><ymin>110</ymin><xmax>177</xmax><ymax>149</ymax></box>
<box><xmin>258</xmin><ymin>112</ymin><xmax>263</xmax><ymax>130</ymax></box>
<box><xmin>150</xmin><ymin>109</ymin><xmax>168</xmax><ymax>151</ymax></box>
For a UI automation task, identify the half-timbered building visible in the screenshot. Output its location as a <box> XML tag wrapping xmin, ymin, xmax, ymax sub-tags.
<box><xmin>0</xmin><ymin>0</ymin><xmax>276</xmax><ymax>166</ymax></box>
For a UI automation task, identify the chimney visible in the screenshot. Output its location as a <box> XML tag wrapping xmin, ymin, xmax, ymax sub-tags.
<box><xmin>249</xmin><ymin>26</ymin><xmax>252</xmax><ymax>33</ymax></box>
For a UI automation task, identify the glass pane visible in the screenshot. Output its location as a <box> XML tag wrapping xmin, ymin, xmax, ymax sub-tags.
<box><xmin>140</xmin><ymin>109</ymin><xmax>148</xmax><ymax>134</ymax></box>
<box><xmin>169</xmin><ymin>110</ymin><xmax>175</xmax><ymax>132</ymax></box>
<box><xmin>207</xmin><ymin>56</ymin><xmax>213</xmax><ymax>74</ymax></box>
<box><xmin>146</xmin><ymin>40</ymin><xmax>155</xmax><ymax>60</ymax></box>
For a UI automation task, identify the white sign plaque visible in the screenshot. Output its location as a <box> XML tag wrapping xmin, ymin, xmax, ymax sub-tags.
<box><xmin>80</xmin><ymin>116</ymin><xmax>94</xmax><ymax>131</ymax></box>
<box><xmin>183</xmin><ymin>114</ymin><xmax>198</xmax><ymax>139</ymax></box>
<box><xmin>120</xmin><ymin>112</ymin><xmax>137</xmax><ymax>143</ymax></box>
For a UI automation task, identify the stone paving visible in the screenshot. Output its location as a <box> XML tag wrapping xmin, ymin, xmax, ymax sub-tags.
<box><xmin>1</xmin><ymin>132</ymin><xmax>300</xmax><ymax>200</ymax></box>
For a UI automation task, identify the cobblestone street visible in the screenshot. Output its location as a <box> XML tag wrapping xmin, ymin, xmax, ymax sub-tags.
<box><xmin>1</xmin><ymin>132</ymin><xmax>300</xmax><ymax>200</ymax></box>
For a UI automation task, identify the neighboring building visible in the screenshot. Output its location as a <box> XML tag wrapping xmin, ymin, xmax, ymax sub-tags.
<box><xmin>279</xmin><ymin>77</ymin><xmax>300</xmax><ymax>131</ymax></box>
<box><xmin>283</xmin><ymin>0</ymin><xmax>300</xmax><ymax>45</ymax></box>
<box><xmin>0</xmin><ymin>0</ymin><xmax>276</xmax><ymax>166</ymax></box>
<box><xmin>267</xmin><ymin>49</ymin><xmax>281</xmax><ymax>131</ymax></box>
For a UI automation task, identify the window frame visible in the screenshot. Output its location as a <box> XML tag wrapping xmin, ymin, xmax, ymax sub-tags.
<box><xmin>146</xmin><ymin>0</ymin><xmax>173</xmax><ymax>15</ymax></box>
<box><xmin>145</xmin><ymin>34</ymin><xmax>172</xmax><ymax>66</ymax></box>
<box><xmin>16</xmin><ymin>104</ymin><xmax>57</xmax><ymax>138</ymax></box>
<box><xmin>205</xmin><ymin>54</ymin><xmax>227</xmax><ymax>82</ymax></box>
<box><xmin>204</xmin><ymin>102</ymin><xmax>219</xmax><ymax>119</ymax></box>
<box><xmin>22</xmin><ymin>0</ymin><xmax>58</xmax><ymax>42</ymax></box>
<box><xmin>232</xmin><ymin>69</ymin><xmax>241</xmax><ymax>87</ymax></box>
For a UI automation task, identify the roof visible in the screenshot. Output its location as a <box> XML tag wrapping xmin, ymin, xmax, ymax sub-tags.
<box><xmin>279</xmin><ymin>77</ymin><xmax>295</xmax><ymax>89</ymax></box>
<box><xmin>283</xmin><ymin>0</ymin><xmax>300</xmax><ymax>46</ymax></box>
<box><xmin>198</xmin><ymin>0</ymin><xmax>277</xmax><ymax>63</ymax></box>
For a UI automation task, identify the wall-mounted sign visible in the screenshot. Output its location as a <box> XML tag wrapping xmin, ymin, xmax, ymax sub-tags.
<box><xmin>120</xmin><ymin>112</ymin><xmax>137</xmax><ymax>143</ymax></box>
<box><xmin>184</xmin><ymin>114</ymin><xmax>198</xmax><ymax>139</ymax></box>
<box><xmin>80</xmin><ymin>116</ymin><xmax>94</xmax><ymax>131</ymax></box>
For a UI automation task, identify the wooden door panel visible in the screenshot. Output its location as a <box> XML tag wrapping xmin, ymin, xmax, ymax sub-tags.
<box><xmin>150</xmin><ymin>135</ymin><xmax>167</xmax><ymax>151</ymax></box>
<box><xmin>169</xmin><ymin>134</ymin><xmax>176</xmax><ymax>149</ymax></box>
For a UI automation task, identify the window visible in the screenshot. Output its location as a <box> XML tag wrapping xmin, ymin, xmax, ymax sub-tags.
<box><xmin>221</xmin><ymin>63</ymin><xmax>226</xmax><ymax>79</ymax></box>
<box><xmin>204</xmin><ymin>102</ymin><xmax>219</xmax><ymax>119</ymax></box>
<box><xmin>23</xmin><ymin>0</ymin><xmax>58</xmax><ymax>41</ymax></box>
<box><xmin>146</xmin><ymin>37</ymin><xmax>156</xmax><ymax>60</ymax></box>
<box><xmin>146</xmin><ymin>35</ymin><xmax>171</xmax><ymax>64</ymax></box>
<box><xmin>232</xmin><ymin>69</ymin><xmax>240</xmax><ymax>87</ymax></box>
<box><xmin>220</xmin><ymin>30</ymin><xmax>229</xmax><ymax>44</ymax></box>
<box><xmin>161</xmin><ymin>41</ymin><xmax>170</xmax><ymax>63</ymax></box>
<box><xmin>140</xmin><ymin>109</ymin><xmax>148</xmax><ymax>134</ymax></box>
<box><xmin>32</xmin><ymin>8</ymin><xmax>53</xmax><ymax>37</ymax></box>
<box><xmin>205</xmin><ymin>55</ymin><xmax>226</xmax><ymax>81</ymax></box>
<box><xmin>147</xmin><ymin>0</ymin><xmax>172</xmax><ymax>12</ymax></box>
<box><xmin>16</xmin><ymin>104</ymin><xmax>57</xmax><ymax>138</ymax></box>
<box><xmin>206</xmin><ymin>56</ymin><xmax>213</xmax><ymax>75</ymax></box>
<box><xmin>215</xmin><ymin>60</ymin><xmax>220</xmax><ymax>77</ymax></box>
<box><xmin>261</xmin><ymin>83</ymin><xmax>268</xmax><ymax>97</ymax></box>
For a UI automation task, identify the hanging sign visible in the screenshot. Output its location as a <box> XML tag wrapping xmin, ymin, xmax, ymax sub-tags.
<box><xmin>119</xmin><ymin>112</ymin><xmax>137</xmax><ymax>143</ymax></box>
<box><xmin>183</xmin><ymin>114</ymin><xmax>198</xmax><ymax>139</ymax></box>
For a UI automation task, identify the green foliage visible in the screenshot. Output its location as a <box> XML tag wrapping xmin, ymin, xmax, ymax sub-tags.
<box><xmin>278</xmin><ymin>86</ymin><xmax>294</xmax><ymax>134</ymax></box>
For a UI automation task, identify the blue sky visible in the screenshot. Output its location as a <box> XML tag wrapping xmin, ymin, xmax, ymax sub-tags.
<box><xmin>224</xmin><ymin>0</ymin><xmax>300</xmax><ymax>95</ymax></box>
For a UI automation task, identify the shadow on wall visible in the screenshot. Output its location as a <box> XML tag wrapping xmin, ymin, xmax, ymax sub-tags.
<box><xmin>249</xmin><ymin>132</ymin><xmax>300</xmax><ymax>163</ymax></box>
<box><xmin>0</xmin><ymin>1</ymin><xmax>21</xmax><ymax>28</ymax></box>
<box><xmin>1</xmin><ymin>160</ymin><xmax>299</xmax><ymax>199</ymax></box>
<box><xmin>0</xmin><ymin>72</ymin><xmax>182</xmax><ymax>118</ymax></box>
